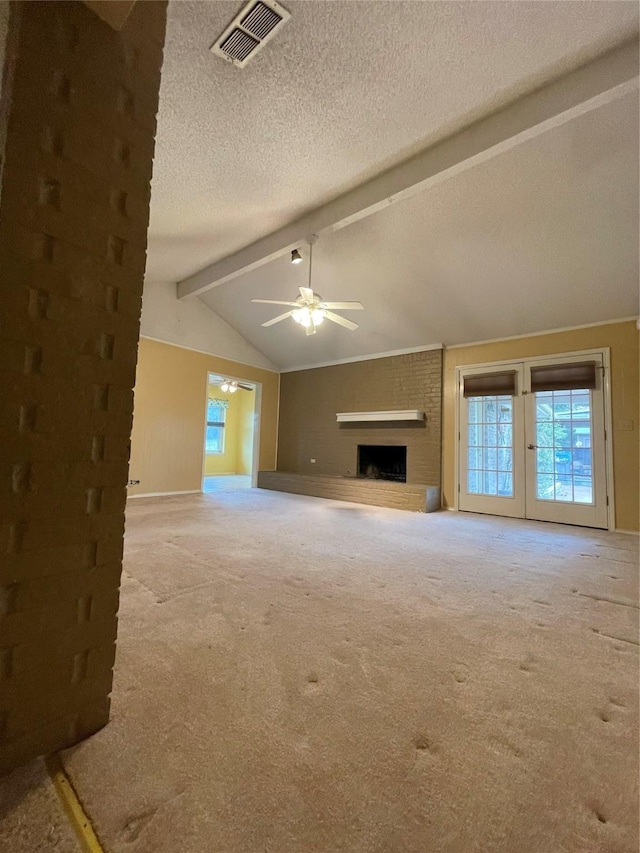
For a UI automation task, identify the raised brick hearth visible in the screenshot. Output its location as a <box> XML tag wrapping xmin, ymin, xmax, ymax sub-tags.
<box><xmin>257</xmin><ymin>471</ymin><xmax>440</xmax><ymax>513</ymax></box>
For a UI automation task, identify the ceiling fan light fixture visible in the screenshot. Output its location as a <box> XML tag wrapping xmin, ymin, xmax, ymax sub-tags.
<box><xmin>292</xmin><ymin>307</ymin><xmax>308</xmax><ymax>326</ymax></box>
<box><xmin>228</xmin><ymin>382</ymin><xmax>238</xmax><ymax>393</ymax></box>
<box><xmin>256</xmin><ymin>238</ymin><xmax>363</xmax><ymax>335</ymax></box>
<box><xmin>220</xmin><ymin>381</ymin><xmax>229</xmax><ymax>392</ymax></box>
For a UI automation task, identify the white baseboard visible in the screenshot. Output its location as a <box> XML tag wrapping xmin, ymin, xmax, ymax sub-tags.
<box><xmin>127</xmin><ymin>489</ymin><xmax>201</xmax><ymax>499</ymax></box>
<box><xmin>615</xmin><ymin>528</ymin><xmax>640</xmax><ymax>536</ymax></box>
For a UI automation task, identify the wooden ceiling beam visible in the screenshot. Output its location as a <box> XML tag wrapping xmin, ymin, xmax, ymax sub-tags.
<box><xmin>178</xmin><ymin>39</ymin><xmax>639</xmax><ymax>300</ymax></box>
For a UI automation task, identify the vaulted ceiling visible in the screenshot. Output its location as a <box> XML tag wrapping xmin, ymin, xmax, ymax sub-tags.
<box><xmin>145</xmin><ymin>1</ymin><xmax>639</xmax><ymax>369</ymax></box>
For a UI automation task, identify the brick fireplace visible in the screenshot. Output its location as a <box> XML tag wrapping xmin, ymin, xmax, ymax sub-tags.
<box><xmin>259</xmin><ymin>348</ymin><xmax>442</xmax><ymax>512</ymax></box>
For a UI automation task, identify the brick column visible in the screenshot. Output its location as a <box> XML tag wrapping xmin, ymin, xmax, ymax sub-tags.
<box><xmin>0</xmin><ymin>0</ymin><xmax>166</xmax><ymax>774</ymax></box>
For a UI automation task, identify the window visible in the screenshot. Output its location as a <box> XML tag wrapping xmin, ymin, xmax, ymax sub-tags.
<box><xmin>206</xmin><ymin>399</ymin><xmax>227</xmax><ymax>454</ymax></box>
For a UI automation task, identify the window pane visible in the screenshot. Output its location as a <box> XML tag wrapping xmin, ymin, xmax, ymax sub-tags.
<box><xmin>498</xmin><ymin>447</ymin><xmax>512</xmax><ymax>471</ymax></box>
<box><xmin>483</xmin><ymin>471</ymin><xmax>497</xmax><ymax>495</ymax></box>
<box><xmin>468</xmin><ymin>425</ymin><xmax>481</xmax><ymax>447</ymax></box>
<box><xmin>467</xmin><ymin>470</ymin><xmax>481</xmax><ymax>493</ymax></box>
<box><xmin>535</xmin><ymin>389</ymin><xmax>593</xmax><ymax>504</ymax></box>
<box><xmin>468</xmin><ymin>400</ymin><xmax>482</xmax><ymax>424</ymax></box>
<box><xmin>499</xmin><ymin>422</ymin><xmax>512</xmax><ymax>446</ymax></box>
<box><xmin>554</xmin><ymin>422</ymin><xmax>571</xmax><ymax>447</ymax></box>
<box><xmin>483</xmin><ymin>423</ymin><xmax>497</xmax><ymax>445</ymax></box>
<box><xmin>207</xmin><ymin>400</ymin><xmax>227</xmax><ymax>423</ymax></box>
<box><xmin>572</xmin><ymin>393</ymin><xmax>589</xmax><ymax>410</ymax></box>
<box><xmin>498</xmin><ymin>403</ymin><xmax>512</xmax><ymax>424</ymax></box>
<box><xmin>483</xmin><ymin>447</ymin><xmax>497</xmax><ymax>469</ymax></box>
<box><xmin>466</xmin><ymin>395</ymin><xmax>513</xmax><ymax>499</ymax></box>
<box><xmin>551</xmin><ymin>395</ymin><xmax>571</xmax><ymax>417</ymax></box>
<box><xmin>497</xmin><ymin>471</ymin><xmax>513</xmax><ymax>497</ymax></box>
<box><xmin>206</xmin><ymin>426</ymin><xmax>224</xmax><ymax>454</ymax></box>
<box><xmin>468</xmin><ymin>448</ymin><xmax>482</xmax><ymax>469</ymax></box>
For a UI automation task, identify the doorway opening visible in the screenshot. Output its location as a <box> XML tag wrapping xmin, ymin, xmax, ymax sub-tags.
<box><xmin>456</xmin><ymin>350</ymin><xmax>612</xmax><ymax>529</ymax></box>
<box><xmin>202</xmin><ymin>374</ymin><xmax>261</xmax><ymax>493</ymax></box>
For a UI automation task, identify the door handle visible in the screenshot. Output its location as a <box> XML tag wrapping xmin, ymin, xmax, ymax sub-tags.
<box><xmin>527</xmin><ymin>444</ymin><xmax>537</xmax><ymax>450</ymax></box>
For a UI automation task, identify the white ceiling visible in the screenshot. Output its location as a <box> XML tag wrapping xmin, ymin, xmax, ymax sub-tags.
<box><xmin>199</xmin><ymin>93</ymin><xmax>639</xmax><ymax>369</ymax></box>
<box><xmin>145</xmin><ymin>1</ymin><xmax>639</xmax><ymax>369</ymax></box>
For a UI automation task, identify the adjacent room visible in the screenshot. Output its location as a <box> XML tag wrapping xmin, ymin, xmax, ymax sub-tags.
<box><xmin>0</xmin><ymin>1</ymin><xmax>638</xmax><ymax>852</ymax></box>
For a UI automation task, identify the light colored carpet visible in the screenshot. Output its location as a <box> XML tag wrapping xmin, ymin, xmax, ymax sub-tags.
<box><xmin>0</xmin><ymin>759</ymin><xmax>80</xmax><ymax>852</ymax></box>
<box><xmin>60</xmin><ymin>487</ymin><xmax>637</xmax><ymax>853</ymax></box>
<box><xmin>203</xmin><ymin>474</ymin><xmax>251</xmax><ymax>493</ymax></box>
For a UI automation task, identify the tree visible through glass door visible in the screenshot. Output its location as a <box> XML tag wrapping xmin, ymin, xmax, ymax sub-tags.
<box><xmin>534</xmin><ymin>389</ymin><xmax>593</xmax><ymax>504</ymax></box>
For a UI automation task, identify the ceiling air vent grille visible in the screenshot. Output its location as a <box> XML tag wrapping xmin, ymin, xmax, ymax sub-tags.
<box><xmin>241</xmin><ymin>2</ymin><xmax>282</xmax><ymax>39</ymax></box>
<box><xmin>211</xmin><ymin>0</ymin><xmax>290</xmax><ymax>68</ymax></box>
<box><xmin>220</xmin><ymin>29</ymin><xmax>260</xmax><ymax>63</ymax></box>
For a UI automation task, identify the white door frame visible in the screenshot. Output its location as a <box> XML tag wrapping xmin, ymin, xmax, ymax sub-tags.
<box><xmin>251</xmin><ymin>382</ymin><xmax>262</xmax><ymax>488</ymax></box>
<box><xmin>201</xmin><ymin>372</ymin><xmax>262</xmax><ymax>490</ymax></box>
<box><xmin>523</xmin><ymin>352</ymin><xmax>608</xmax><ymax>528</ymax></box>
<box><xmin>454</xmin><ymin>348</ymin><xmax>615</xmax><ymax>530</ymax></box>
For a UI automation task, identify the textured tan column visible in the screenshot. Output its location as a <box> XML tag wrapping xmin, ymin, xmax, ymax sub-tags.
<box><xmin>0</xmin><ymin>0</ymin><xmax>166</xmax><ymax>774</ymax></box>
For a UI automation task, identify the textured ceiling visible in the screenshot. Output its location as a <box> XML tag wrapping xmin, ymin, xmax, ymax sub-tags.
<box><xmin>146</xmin><ymin>0</ymin><xmax>639</xmax><ymax>282</ymax></box>
<box><xmin>199</xmin><ymin>93</ymin><xmax>639</xmax><ymax>370</ymax></box>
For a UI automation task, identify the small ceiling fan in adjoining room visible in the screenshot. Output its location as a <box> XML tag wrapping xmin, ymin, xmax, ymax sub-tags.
<box><xmin>219</xmin><ymin>379</ymin><xmax>252</xmax><ymax>393</ymax></box>
<box><xmin>252</xmin><ymin>238</ymin><xmax>364</xmax><ymax>336</ymax></box>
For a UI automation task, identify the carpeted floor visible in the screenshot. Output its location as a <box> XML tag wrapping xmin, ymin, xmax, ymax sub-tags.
<box><xmin>3</xmin><ymin>485</ymin><xmax>639</xmax><ymax>852</ymax></box>
<box><xmin>203</xmin><ymin>474</ymin><xmax>251</xmax><ymax>493</ymax></box>
<box><xmin>0</xmin><ymin>759</ymin><xmax>80</xmax><ymax>851</ymax></box>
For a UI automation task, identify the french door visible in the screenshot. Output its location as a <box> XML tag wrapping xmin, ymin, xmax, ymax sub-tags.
<box><xmin>458</xmin><ymin>352</ymin><xmax>609</xmax><ymax>529</ymax></box>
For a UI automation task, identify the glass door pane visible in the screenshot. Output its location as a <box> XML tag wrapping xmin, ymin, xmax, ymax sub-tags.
<box><xmin>534</xmin><ymin>389</ymin><xmax>593</xmax><ymax>505</ymax></box>
<box><xmin>466</xmin><ymin>395</ymin><xmax>514</xmax><ymax>497</ymax></box>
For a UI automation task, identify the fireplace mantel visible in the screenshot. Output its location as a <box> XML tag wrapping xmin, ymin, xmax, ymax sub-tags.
<box><xmin>336</xmin><ymin>410</ymin><xmax>425</xmax><ymax>423</ymax></box>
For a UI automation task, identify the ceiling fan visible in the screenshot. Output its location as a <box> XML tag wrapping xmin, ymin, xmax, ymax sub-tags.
<box><xmin>218</xmin><ymin>379</ymin><xmax>252</xmax><ymax>393</ymax></box>
<box><xmin>251</xmin><ymin>241</ymin><xmax>363</xmax><ymax>336</ymax></box>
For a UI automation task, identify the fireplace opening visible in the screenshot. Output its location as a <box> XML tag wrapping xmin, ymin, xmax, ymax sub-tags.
<box><xmin>358</xmin><ymin>445</ymin><xmax>407</xmax><ymax>482</ymax></box>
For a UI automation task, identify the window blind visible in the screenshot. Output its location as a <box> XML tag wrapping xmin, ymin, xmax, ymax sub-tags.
<box><xmin>463</xmin><ymin>371</ymin><xmax>517</xmax><ymax>398</ymax></box>
<box><xmin>530</xmin><ymin>362</ymin><xmax>597</xmax><ymax>392</ymax></box>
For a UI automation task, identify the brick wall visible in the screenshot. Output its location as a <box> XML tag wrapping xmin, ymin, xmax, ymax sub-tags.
<box><xmin>277</xmin><ymin>349</ymin><xmax>443</xmax><ymax>486</ymax></box>
<box><xmin>0</xmin><ymin>0</ymin><xmax>166</xmax><ymax>774</ymax></box>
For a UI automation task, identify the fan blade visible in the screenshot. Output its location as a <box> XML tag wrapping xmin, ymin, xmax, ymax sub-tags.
<box><xmin>321</xmin><ymin>301</ymin><xmax>363</xmax><ymax>310</ymax></box>
<box><xmin>262</xmin><ymin>311</ymin><xmax>294</xmax><ymax>327</ymax></box>
<box><xmin>305</xmin><ymin>320</ymin><xmax>316</xmax><ymax>336</ymax></box>
<box><xmin>324</xmin><ymin>311</ymin><xmax>359</xmax><ymax>331</ymax></box>
<box><xmin>238</xmin><ymin>383</ymin><xmax>253</xmax><ymax>391</ymax></box>
<box><xmin>299</xmin><ymin>286</ymin><xmax>314</xmax><ymax>302</ymax></box>
<box><xmin>252</xmin><ymin>299</ymin><xmax>298</xmax><ymax>306</ymax></box>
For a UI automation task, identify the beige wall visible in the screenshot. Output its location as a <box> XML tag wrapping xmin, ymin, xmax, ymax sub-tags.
<box><xmin>443</xmin><ymin>320</ymin><xmax>639</xmax><ymax>531</ymax></box>
<box><xmin>129</xmin><ymin>338</ymin><xmax>278</xmax><ymax>495</ymax></box>
<box><xmin>141</xmin><ymin>280</ymin><xmax>276</xmax><ymax>371</ymax></box>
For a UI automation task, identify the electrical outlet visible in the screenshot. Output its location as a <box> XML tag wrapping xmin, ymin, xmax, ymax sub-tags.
<box><xmin>617</xmin><ymin>419</ymin><xmax>634</xmax><ymax>431</ymax></box>
<box><xmin>310</xmin><ymin>459</ymin><xmax>316</xmax><ymax>464</ymax></box>
<box><xmin>128</xmin><ymin>479</ymin><xmax>140</xmax><ymax>486</ymax></box>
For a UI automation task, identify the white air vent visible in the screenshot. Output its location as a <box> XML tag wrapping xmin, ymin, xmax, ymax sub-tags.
<box><xmin>211</xmin><ymin>0</ymin><xmax>290</xmax><ymax>68</ymax></box>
